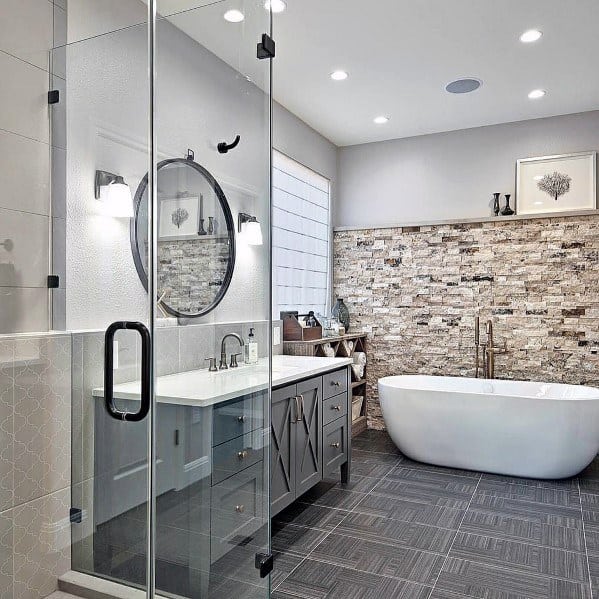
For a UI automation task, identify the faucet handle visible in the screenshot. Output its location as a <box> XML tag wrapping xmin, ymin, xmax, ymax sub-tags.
<box><xmin>230</xmin><ymin>353</ymin><xmax>241</xmax><ymax>368</ymax></box>
<box><xmin>205</xmin><ymin>357</ymin><xmax>218</xmax><ymax>372</ymax></box>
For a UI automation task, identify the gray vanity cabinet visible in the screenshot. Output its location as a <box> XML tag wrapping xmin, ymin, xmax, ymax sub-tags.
<box><xmin>270</xmin><ymin>368</ymin><xmax>350</xmax><ymax>517</ymax></box>
<box><xmin>270</xmin><ymin>378</ymin><xmax>324</xmax><ymax>514</ymax></box>
<box><xmin>295</xmin><ymin>378</ymin><xmax>323</xmax><ymax>496</ymax></box>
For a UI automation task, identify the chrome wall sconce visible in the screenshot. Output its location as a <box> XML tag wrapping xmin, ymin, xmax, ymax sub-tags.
<box><xmin>238</xmin><ymin>212</ymin><xmax>263</xmax><ymax>246</ymax></box>
<box><xmin>94</xmin><ymin>170</ymin><xmax>134</xmax><ymax>218</ymax></box>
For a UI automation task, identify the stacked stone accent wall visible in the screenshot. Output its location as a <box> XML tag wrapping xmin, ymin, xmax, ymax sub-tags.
<box><xmin>333</xmin><ymin>215</ymin><xmax>599</xmax><ymax>430</ymax></box>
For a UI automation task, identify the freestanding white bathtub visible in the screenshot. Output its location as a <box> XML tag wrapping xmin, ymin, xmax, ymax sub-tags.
<box><xmin>379</xmin><ymin>375</ymin><xmax>599</xmax><ymax>479</ymax></box>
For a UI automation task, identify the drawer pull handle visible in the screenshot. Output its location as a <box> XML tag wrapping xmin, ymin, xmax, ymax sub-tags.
<box><xmin>235</xmin><ymin>504</ymin><xmax>245</xmax><ymax>513</ymax></box>
<box><xmin>238</xmin><ymin>450</ymin><xmax>248</xmax><ymax>460</ymax></box>
<box><xmin>237</xmin><ymin>415</ymin><xmax>246</xmax><ymax>423</ymax></box>
<box><xmin>330</xmin><ymin>442</ymin><xmax>340</xmax><ymax>448</ymax></box>
<box><xmin>332</xmin><ymin>405</ymin><xmax>341</xmax><ymax>411</ymax></box>
<box><xmin>331</xmin><ymin>381</ymin><xmax>341</xmax><ymax>387</ymax></box>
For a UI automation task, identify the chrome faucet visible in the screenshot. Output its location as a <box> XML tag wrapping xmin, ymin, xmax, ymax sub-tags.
<box><xmin>219</xmin><ymin>333</ymin><xmax>244</xmax><ymax>370</ymax></box>
<box><xmin>475</xmin><ymin>317</ymin><xmax>506</xmax><ymax>379</ymax></box>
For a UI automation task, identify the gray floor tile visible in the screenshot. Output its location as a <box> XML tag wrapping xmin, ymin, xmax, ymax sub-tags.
<box><xmin>436</xmin><ymin>556</ymin><xmax>592</xmax><ymax>599</ymax></box>
<box><xmin>350</xmin><ymin>449</ymin><xmax>402</xmax><ymax>478</ymax></box>
<box><xmin>371</xmin><ymin>477</ymin><xmax>475</xmax><ymax>510</ymax></box>
<box><xmin>482</xmin><ymin>472</ymin><xmax>579</xmax><ymax>491</ymax></box>
<box><xmin>274</xmin><ymin>501</ymin><xmax>349</xmax><ymax>532</ymax></box>
<box><xmin>299</xmin><ymin>481</ymin><xmax>367</xmax><ymax>510</ymax></box>
<box><xmin>353</xmin><ymin>493</ymin><xmax>465</xmax><ymax>529</ymax></box>
<box><xmin>589</xmin><ymin>553</ymin><xmax>599</xmax><ymax>586</ymax></box>
<box><xmin>310</xmin><ymin>532</ymin><xmax>446</xmax><ymax>586</ymax></box>
<box><xmin>585</xmin><ymin>524</ymin><xmax>599</xmax><ymax>555</ymax></box>
<box><xmin>387</xmin><ymin>467</ymin><xmax>480</xmax><ymax>493</ymax></box>
<box><xmin>429</xmin><ymin>589</ymin><xmax>479</xmax><ymax>599</ymax></box>
<box><xmin>335</xmin><ymin>511</ymin><xmax>456</xmax><ymax>553</ymax></box>
<box><xmin>273</xmin><ymin>558</ymin><xmax>432</xmax><ymax>599</ymax></box>
<box><xmin>476</xmin><ymin>478</ymin><xmax>580</xmax><ymax>506</ymax></box>
<box><xmin>451</xmin><ymin>532</ymin><xmax>589</xmax><ymax>583</ymax></box>
<box><xmin>350</xmin><ymin>430</ymin><xmax>400</xmax><ymax>455</ymax></box>
<box><xmin>271</xmin><ymin>550</ymin><xmax>304</xmax><ymax>588</ymax></box>
<box><xmin>469</xmin><ymin>491</ymin><xmax>583</xmax><ymax>529</ymax></box>
<box><xmin>330</xmin><ymin>473</ymin><xmax>381</xmax><ymax>493</ymax></box>
<box><xmin>397</xmin><ymin>456</ymin><xmax>480</xmax><ymax>479</ymax></box>
<box><xmin>462</xmin><ymin>509</ymin><xmax>585</xmax><ymax>552</ymax></box>
<box><xmin>579</xmin><ymin>458</ymin><xmax>599</xmax><ymax>481</ymax></box>
<box><xmin>580</xmin><ymin>479</ymin><xmax>599</xmax><ymax>495</ymax></box>
<box><xmin>271</xmin><ymin>522</ymin><xmax>329</xmax><ymax>557</ymax></box>
<box><xmin>582</xmin><ymin>493</ymin><xmax>599</xmax><ymax>526</ymax></box>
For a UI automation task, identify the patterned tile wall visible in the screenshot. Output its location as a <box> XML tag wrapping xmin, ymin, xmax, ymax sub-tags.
<box><xmin>0</xmin><ymin>334</ymin><xmax>71</xmax><ymax>599</ymax></box>
<box><xmin>333</xmin><ymin>215</ymin><xmax>599</xmax><ymax>429</ymax></box>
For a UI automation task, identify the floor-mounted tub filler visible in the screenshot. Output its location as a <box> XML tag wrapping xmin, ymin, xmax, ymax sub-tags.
<box><xmin>379</xmin><ymin>375</ymin><xmax>599</xmax><ymax>479</ymax></box>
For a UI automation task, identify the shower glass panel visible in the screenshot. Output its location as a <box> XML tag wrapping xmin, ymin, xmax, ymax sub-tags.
<box><xmin>59</xmin><ymin>1</ymin><xmax>272</xmax><ymax>597</ymax></box>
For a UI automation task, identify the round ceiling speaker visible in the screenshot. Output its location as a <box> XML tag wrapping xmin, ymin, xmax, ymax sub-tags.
<box><xmin>445</xmin><ymin>78</ymin><xmax>482</xmax><ymax>94</ymax></box>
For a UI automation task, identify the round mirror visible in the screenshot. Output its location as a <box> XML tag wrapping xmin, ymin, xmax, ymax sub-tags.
<box><xmin>130</xmin><ymin>158</ymin><xmax>236</xmax><ymax>318</ymax></box>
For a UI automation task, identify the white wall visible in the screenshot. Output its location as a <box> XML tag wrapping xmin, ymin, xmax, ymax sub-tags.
<box><xmin>336</xmin><ymin>111</ymin><xmax>599</xmax><ymax>228</ymax></box>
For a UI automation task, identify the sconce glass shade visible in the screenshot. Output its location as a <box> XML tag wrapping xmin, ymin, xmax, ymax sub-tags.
<box><xmin>99</xmin><ymin>180</ymin><xmax>134</xmax><ymax>218</ymax></box>
<box><xmin>244</xmin><ymin>220</ymin><xmax>263</xmax><ymax>246</ymax></box>
<box><xmin>95</xmin><ymin>170</ymin><xmax>134</xmax><ymax>218</ymax></box>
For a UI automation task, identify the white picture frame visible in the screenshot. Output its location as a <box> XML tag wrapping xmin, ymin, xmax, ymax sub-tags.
<box><xmin>516</xmin><ymin>151</ymin><xmax>597</xmax><ymax>215</ymax></box>
<box><xmin>158</xmin><ymin>196</ymin><xmax>199</xmax><ymax>239</ymax></box>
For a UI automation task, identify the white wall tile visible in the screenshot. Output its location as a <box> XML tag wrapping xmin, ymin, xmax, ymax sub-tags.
<box><xmin>0</xmin><ymin>340</ymin><xmax>14</xmax><ymax>513</ymax></box>
<box><xmin>12</xmin><ymin>336</ymin><xmax>71</xmax><ymax>506</ymax></box>
<box><xmin>0</xmin><ymin>289</ymin><xmax>48</xmax><ymax>335</ymax></box>
<box><xmin>0</xmin><ymin>0</ymin><xmax>54</xmax><ymax>71</ymax></box>
<box><xmin>0</xmin><ymin>208</ymin><xmax>49</xmax><ymax>289</ymax></box>
<box><xmin>0</xmin><ymin>130</ymin><xmax>50</xmax><ymax>216</ymax></box>
<box><xmin>12</xmin><ymin>487</ymin><xmax>70</xmax><ymax>599</ymax></box>
<box><xmin>0</xmin><ymin>508</ymin><xmax>12</xmax><ymax>599</ymax></box>
<box><xmin>0</xmin><ymin>52</ymin><xmax>49</xmax><ymax>144</ymax></box>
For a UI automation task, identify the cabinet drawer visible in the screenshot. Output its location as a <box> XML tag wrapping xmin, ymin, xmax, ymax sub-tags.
<box><xmin>213</xmin><ymin>392</ymin><xmax>265</xmax><ymax>447</ymax></box>
<box><xmin>323</xmin><ymin>419</ymin><xmax>348</xmax><ymax>476</ymax></box>
<box><xmin>323</xmin><ymin>369</ymin><xmax>347</xmax><ymax>399</ymax></box>
<box><xmin>211</xmin><ymin>462</ymin><xmax>266</xmax><ymax>562</ymax></box>
<box><xmin>212</xmin><ymin>430</ymin><xmax>263</xmax><ymax>485</ymax></box>
<box><xmin>322</xmin><ymin>393</ymin><xmax>347</xmax><ymax>427</ymax></box>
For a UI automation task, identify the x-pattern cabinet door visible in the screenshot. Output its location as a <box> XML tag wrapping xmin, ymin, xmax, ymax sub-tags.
<box><xmin>295</xmin><ymin>378</ymin><xmax>323</xmax><ymax>496</ymax></box>
<box><xmin>271</xmin><ymin>385</ymin><xmax>297</xmax><ymax>514</ymax></box>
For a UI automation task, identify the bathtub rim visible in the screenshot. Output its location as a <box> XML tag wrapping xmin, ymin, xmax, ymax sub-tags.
<box><xmin>378</xmin><ymin>374</ymin><xmax>599</xmax><ymax>401</ymax></box>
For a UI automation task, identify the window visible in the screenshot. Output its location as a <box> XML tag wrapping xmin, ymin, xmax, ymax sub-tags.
<box><xmin>272</xmin><ymin>151</ymin><xmax>331</xmax><ymax>318</ymax></box>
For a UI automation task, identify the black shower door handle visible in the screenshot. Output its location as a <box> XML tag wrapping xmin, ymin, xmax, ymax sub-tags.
<box><xmin>104</xmin><ymin>321</ymin><xmax>151</xmax><ymax>422</ymax></box>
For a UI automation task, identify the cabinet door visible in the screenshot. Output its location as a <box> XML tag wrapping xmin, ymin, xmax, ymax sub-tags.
<box><xmin>271</xmin><ymin>384</ymin><xmax>297</xmax><ymax>515</ymax></box>
<box><xmin>295</xmin><ymin>377</ymin><xmax>323</xmax><ymax>496</ymax></box>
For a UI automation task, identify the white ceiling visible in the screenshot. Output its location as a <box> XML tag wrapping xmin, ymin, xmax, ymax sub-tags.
<box><xmin>164</xmin><ymin>0</ymin><xmax>599</xmax><ymax>147</ymax></box>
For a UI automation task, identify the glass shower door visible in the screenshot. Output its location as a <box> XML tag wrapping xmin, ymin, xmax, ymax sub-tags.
<box><xmin>60</xmin><ymin>1</ymin><xmax>272</xmax><ymax>597</ymax></box>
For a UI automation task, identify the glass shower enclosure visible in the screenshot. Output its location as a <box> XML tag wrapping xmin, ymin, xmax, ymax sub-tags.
<box><xmin>54</xmin><ymin>1</ymin><xmax>273</xmax><ymax>597</ymax></box>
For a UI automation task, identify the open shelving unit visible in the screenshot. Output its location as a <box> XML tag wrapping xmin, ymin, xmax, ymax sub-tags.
<box><xmin>283</xmin><ymin>333</ymin><xmax>368</xmax><ymax>437</ymax></box>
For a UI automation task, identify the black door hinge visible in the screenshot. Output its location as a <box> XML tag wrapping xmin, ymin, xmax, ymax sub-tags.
<box><xmin>174</xmin><ymin>429</ymin><xmax>180</xmax><ymax>446</ymax></box>
<box><xmin>257</xmin><ymin>34</ymin><xmax>275</xmax><ymax>59</ymax></box>
<box><xmin>47</xmin><ymin>275</ymin><xmax>60</xmax><ymax>288</ymax></box>
<box><xmin>255</xmin><ymin>552</ymin><xmax>274</xmax><ymax>578</ymax></box>
<box><xmin>70</xmin><ymin>508</ymin><xmax>83</xmax><ymax>523</ymax></box>
<box><xmin>48</xmin><ymin>90</ymin><xmax>60</xmax><ymax>104</ymax></box>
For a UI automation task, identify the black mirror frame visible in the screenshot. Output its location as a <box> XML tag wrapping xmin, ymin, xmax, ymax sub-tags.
<box><xmin>129</xmin><ymin>157</ymin><xmax>236</xmax><ymax>319</ymax></box>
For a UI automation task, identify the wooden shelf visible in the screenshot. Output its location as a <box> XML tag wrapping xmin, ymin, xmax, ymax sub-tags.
<box><xmin>283</xmin><ymin>333</ymin><xmax>368</xmax><ymax>437</ymax></box>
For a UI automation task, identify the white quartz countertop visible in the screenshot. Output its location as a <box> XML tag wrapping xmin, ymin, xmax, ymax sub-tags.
<box><xmin>93</xmin><ymin>354</ymin><xmax>352</xmax><ymax>407</ymax></box>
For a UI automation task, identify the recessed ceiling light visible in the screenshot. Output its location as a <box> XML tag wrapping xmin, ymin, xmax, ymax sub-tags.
<box><xmin>445</xmin><ymin>78</ymin><xmax>482</xmax><ymax>94</ymax></box>
<box><xmin>528</xmin><ymin>89</ymin><xmax>546</xmax><ymax>99</ymax></box>
<box><xmin>373</xmin><ymin>116</ymin><xmax>389</xmax><ymax>124</ymax></box>
<box><xmin>265</xmin><ymin>0</ymin><xmax>286</xmax><ymax>13</ymax></box>
<box><xmin>330</xmin><ymin>70</ymin><xmax>348</xmax><ymax>81</ymax></box>
<box><xmin>520</xmin><ymin>29</ymin><xmax>543</xmax><ymax>43</ymax></box>
<box><xmin>224</xmin><ymin>9</ymin><xmax>244</xmax><ymax>22</ymax></box>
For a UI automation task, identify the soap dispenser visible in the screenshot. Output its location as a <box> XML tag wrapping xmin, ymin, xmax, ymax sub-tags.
<box><xmin>244</xmin><ymin>328</ymin><xmax>258</xmax><ymax>365</ymax></box>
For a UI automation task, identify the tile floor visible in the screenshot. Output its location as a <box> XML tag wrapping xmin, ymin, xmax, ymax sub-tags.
<box><xmin>271</xmin><ymin>429</ymin><xmax>599</xmax><ymax>599</ymax></box>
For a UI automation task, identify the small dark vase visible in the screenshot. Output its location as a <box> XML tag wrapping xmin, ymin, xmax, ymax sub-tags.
<box><xmin>492</xmin><ymin>193</ymin><xmax>501</xmax><ymax>216</ymax></box>
<box><xmin>501</xmin><ymin>194</ymin><xmax>515</xmax><ymax>216</ymax></box>
<box><xmin>332</xmin><ymin>298</ymin><xmax>350</xmax><ymax>332</ymax></box>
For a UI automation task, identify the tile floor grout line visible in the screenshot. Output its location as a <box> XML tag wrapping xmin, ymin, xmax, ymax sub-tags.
<box><xmin>427</xmin><ymin>471</ymin><xmax>483</xmax><ymax>599</ymax></box>
<box><xmin>578</xmin><ymin>478</ymin><xmax>595</xmax><ymax>598</ymax></box>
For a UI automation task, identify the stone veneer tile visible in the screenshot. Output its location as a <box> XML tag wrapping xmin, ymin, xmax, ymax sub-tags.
<box><xmin>333</xmin><ymin>215</ymin><xmax>599</xmax><ymax>429</ymax></box>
